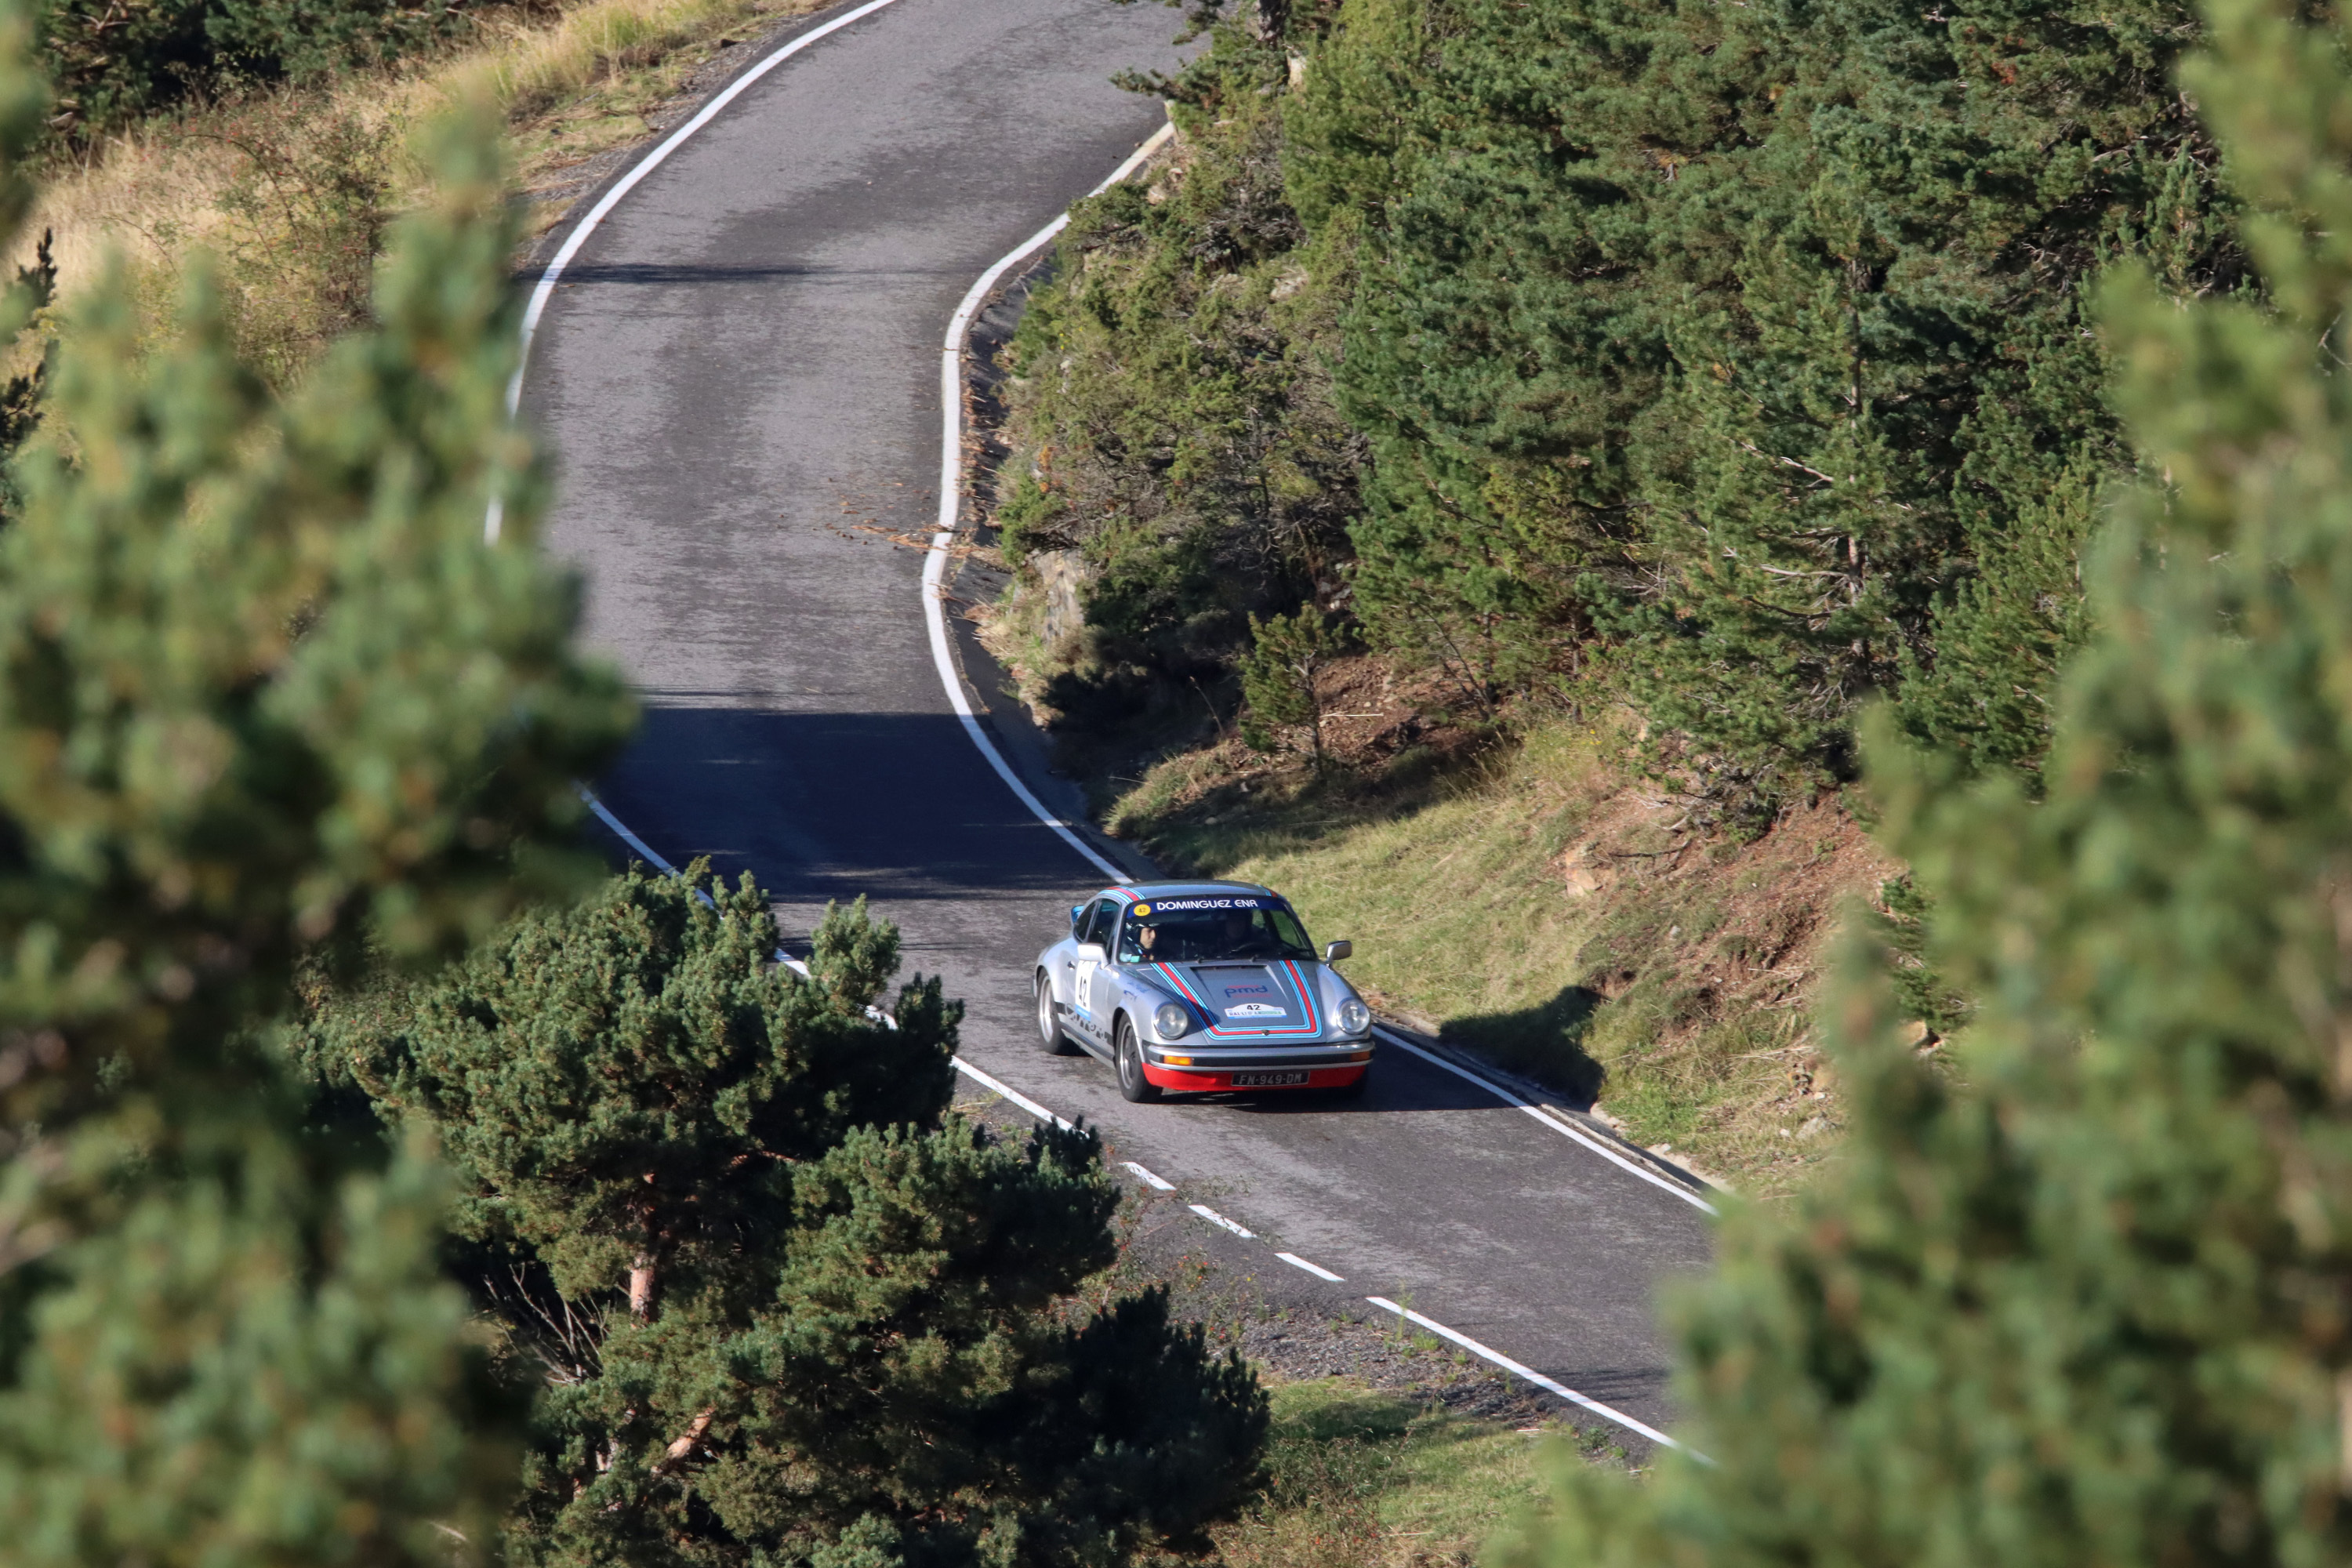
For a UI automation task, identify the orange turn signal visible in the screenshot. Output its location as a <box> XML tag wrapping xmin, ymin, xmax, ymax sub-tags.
<box><xmin>1162</xmin><ymin>1054</ymin><xmax>1193</xmax><ymax>1066</ymax></box>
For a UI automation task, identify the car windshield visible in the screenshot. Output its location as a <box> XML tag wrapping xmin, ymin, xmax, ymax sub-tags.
<box><xmin>1117</xmin><ymin>895</ymin><xmax>1316</xmax><ymax>964</ymax></box>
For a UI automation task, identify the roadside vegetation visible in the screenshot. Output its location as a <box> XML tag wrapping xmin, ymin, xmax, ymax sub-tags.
<box><xmin>980</xmin><ymin>0</ymin><xmax>2238</xmax><ymax>1182</ymax></box>
<box><xmin>0</xmin><ymin>0</ymin><xmax>1649</xmax><ymax>1558</ymax></box>
<box><xmin>1210</xmin><ymin>1379</ymin><xmax>1597</xmax><ymax>1567</ymax></box>
<box><xmin>991</xmin><ymin>0</ymin><xmax>2352</xmax><ymax>1559</ymax></box>
<box><xmin>1094</xmin><ymin>713</ymin><xmax>1889</xmax><ymax>1192</ymax></box>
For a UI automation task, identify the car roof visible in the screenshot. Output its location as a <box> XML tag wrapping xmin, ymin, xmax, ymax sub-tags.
<box><xmin>1102</xmin><ymin>879</ymin><xmax>1274</xmax><ymax>900</ymax></box>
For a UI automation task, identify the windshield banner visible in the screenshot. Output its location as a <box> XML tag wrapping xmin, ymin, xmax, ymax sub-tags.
<box><xmin>1131</xmin><ymin>896</ymin><xmax>1278</xmax><ymax>917</ymax></box>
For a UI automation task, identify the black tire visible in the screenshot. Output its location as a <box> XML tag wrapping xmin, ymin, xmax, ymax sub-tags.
<box><xmin>1036</xmin><ymin>971</ymin><xmax>1078</xmax><ymax>1055</ymax></box>
<box><xmin>1116</xmin><ymin>1018</ymin><xmax>1161</xmax><ymax>1103</ymax></box>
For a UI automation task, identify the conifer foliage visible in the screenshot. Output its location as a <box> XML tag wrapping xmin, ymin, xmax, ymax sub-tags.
<box><xmin>1239</xmin><ymin>606</ymin><xmax>1341</xmax><ymax>761</ymax></box>
<box><xmin>1007</xmin><ymin>0</ymin><xmax>2241</xmax><ymax>808</ymax></box>
<box><xmin>0</xmin><ymin>8</ymin><xmax>636</xmax><ymax>1559</ymax></box>
<box><xmin>1497</xmin><ymin>0</ymin><xmax>2352</xmax><ymax>1560</ymax></box>
<box><xmin>309</xmin><ymin>863</ymin><xmax>1269</xmax><ymax>1568</ymax></box>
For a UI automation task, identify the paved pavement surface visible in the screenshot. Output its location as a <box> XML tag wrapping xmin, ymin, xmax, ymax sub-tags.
<box><xmin>524</xmin><ymin>0</ymin><xmax>1715</xmax><ymax>1446</ymax></box>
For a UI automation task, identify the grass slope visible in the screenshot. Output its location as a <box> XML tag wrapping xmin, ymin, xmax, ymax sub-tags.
<box><xmin>1214</xmin><ymin>1378</ymin><xmax>1616</xmax><ymax>1568</ymax></box>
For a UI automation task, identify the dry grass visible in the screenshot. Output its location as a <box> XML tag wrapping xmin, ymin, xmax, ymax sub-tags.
<box><xmin>6</xmin><ymin>0</ymin><xmax>819</xmax><ymax>377</ymax></box>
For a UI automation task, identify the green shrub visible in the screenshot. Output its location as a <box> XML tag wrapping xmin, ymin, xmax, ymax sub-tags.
<box><xmin>1239</xmin><ymin>604</ymin><xmax>1342</xmax><ymax>760</ymax></box>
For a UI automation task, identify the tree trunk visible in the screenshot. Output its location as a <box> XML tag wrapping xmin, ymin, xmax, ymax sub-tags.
<box><xmin>1302</xmin><ymin>656</ymin><xmax>1323</xmax><ymax>768</ymax></box>
<box><xmin>628</xmin><ymin>1256</ymin><xmax>655</xmax><ymax>1319</ymax></box>
<box><xmin>652</xmin><ymin>1407</ymin><xmax>717</xmax><ymax>1475</ymax></box>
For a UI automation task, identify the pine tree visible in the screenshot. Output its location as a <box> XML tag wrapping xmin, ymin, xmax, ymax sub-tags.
<box><xmin>311</xmin><ymin>862</ymin><xmax>1269</xmax><ymax>1568</ymax></box>
<box><xmin>303</xmin><ymin>867</ymin><xmax>956</xmax><ymax>1321</ymax></box>
<box><xmin>1239</xmin><ymin>605</ymin><xmax>1340</xmax><ymax>760</ymax></box>
<box><xmin>0</xmin><ymin>19</ymin><xmax>634</xmax><ymax>1559</ymax></box>
<box><xmin>1298</xmin><ymin>0</ymin><xmax>2237</xmax><ymax>800</ymax></box>
<box><xmin>1498</xmin><ymin>0</ymin><xmax>2352</xmax><ymax>1561</ymax></box>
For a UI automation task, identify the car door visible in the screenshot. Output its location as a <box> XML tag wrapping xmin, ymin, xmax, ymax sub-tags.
<box><xmin>1070</xmin><ymin>896</ymin><xmax>1118</xmax><ymax>1045</ymax></box>
<box><xmin>1056</xmin><ymin>900</ymin><xmax>1090</xmax><ymax>1025</ymax></box>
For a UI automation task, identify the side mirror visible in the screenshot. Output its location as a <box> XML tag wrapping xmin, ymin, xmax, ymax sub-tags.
<box><xmin>1323</xmin><ymin>939</ymin><xmax>1352</xmax><ymax>963</ymax></box>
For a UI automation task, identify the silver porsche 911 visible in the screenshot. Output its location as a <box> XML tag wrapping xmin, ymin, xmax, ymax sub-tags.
<box><xmin>1034</xmin><ymin>880</ymin><xmax>1375</xmax><ymax>1102</ymax></box>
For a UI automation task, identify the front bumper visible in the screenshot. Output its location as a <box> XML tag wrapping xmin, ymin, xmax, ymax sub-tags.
<box><xmin>1142</xmin><ymin>1042</ymin><xmax>1374</xmax><ymax>1091</ymax></box>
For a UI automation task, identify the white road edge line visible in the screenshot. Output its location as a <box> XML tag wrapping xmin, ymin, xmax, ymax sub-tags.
<box><xmin>1374</xmin><ymin>1027</ymin><xmax>1720</xmax><ymax>1216</ymax></box>
<box><xmin>1189</xmin><ymin>1203</ymin><xmax>1254</xmax><ymax>1239</ymax></box>
<box><xmin>493</xmin><ymin>0</ymin><xmax>909</xmax><ymax>540</ymax></box>
<box><xmin>951</xmin><ymin>1055</ymin><xmax>1075</xmax><ymax>1132</ymax></box>
<box><xmin>1123</xmin><ymin>1160</ymin><xmax>1176</xmax><ymax>1191</ymax></box>
<box><xmin>919</xmin><ymin>166</ymin><xmax>1719</xmax><ymax>1216</ymax></box>
<box><xmin>577</xmin><ymin>803</ymin><xmax>1687</xmax><ymax>1456</ymax></box>
<box><xmin>1363</xmin><ymin>1296</ymin><xmax>1704</xmax><ymax>1460</ymax></box>
<box><xmin>923</xmin><ymin>121</ymin><xmax>1176</xmax><ymax>883</ymax></box>
<box><xmin>579</xmin><ymin>784</ymin><xmax>674</xmax><ymax>871</ymax></box>
<box><xmin>503</xmin><ymin>0</ymin><xmax>908</xmax><ymax>393</ymax></box>
<box><xmin>575</xmin><ymin>787</ymin><xmax>861</xmax><ymax>1003</ymax></box>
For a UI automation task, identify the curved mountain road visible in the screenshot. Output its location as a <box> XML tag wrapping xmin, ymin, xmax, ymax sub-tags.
<box><xmin>524</xmin><ymin>0</ymin><xmax>1715</xmax><ymax>1444</ymax></box>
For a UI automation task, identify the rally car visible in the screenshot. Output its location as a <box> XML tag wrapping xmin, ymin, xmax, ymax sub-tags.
<box><xmin>1034</xmin><ymin>880</ymin><xmax>1374</xmax><ymax>1102</ymax></box>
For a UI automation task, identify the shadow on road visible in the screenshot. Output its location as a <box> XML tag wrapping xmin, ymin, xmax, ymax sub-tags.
<box><xmin>590</xmin><ymin>700</ymin><xmax>1112</xmax><ymax>905</ymax></box>
<box><xmin>1439</xmin><ymin>985</ymin><xmax>1607</xmax><ymax>1107</ymax></box>
<box><xmin>540</xmin><ymin>260</ymin><xmax>971</xmax><ymax>287</ymax></box>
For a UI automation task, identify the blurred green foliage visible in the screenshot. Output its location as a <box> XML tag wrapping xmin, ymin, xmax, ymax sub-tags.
<box><xmin>35</xmin><ymin>0</ymin><xmax>471</xmax><ymax>137</ymax></box>
<box><xmin>1490</xmin><ymin>0</ymin><xmax>2352</xmax><ymax>1561</ymax></box>
<box><xmin>0</xmin><ymin>13</ymin><xmax>638</xmax><ymax>1555</ymax></box>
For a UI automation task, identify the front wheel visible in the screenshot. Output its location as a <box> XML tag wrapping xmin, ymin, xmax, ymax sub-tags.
<box><xmin>1116</xmin><ymin>1018</ymin><xmax>1161</xmax><ymax>1103</ymax></box>
<box><xmin>1036</xmin><ymin>971</ymin><xmax>1078</xmax><ymax>1055</ymax></box>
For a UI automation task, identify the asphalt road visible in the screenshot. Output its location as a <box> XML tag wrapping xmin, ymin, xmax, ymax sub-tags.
<box><xmin>524</xmin><ymin>0</ymin><xmax>1715</xmax><ymax>1444</ymax></box>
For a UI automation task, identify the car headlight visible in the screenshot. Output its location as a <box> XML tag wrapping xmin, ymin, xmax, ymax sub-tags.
<box><xmin>1338</xmin><ymin>998</ymin><xmax>1370</xmax><ymax>1035</ymax></box>
<box><xmin>1152</xmin><ymin>1001</ymin><xmax>1192</xmax><ymax>1040</ymax></box>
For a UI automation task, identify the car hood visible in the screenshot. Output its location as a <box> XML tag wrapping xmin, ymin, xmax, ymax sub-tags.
<box><xmin>1145</xmin><ymin>959</ymin><xmax>1327</xmax><ymax>1039</ymax></box>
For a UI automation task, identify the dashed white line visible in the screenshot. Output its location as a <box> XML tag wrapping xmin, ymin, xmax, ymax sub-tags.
<box><xmin>1373</xmin><ymin>1027</ymin><xmax>1720</xmax><ymax>1215</ymax></box>
<box><xmin>1189</xmin><ymin>1203</ymin><xmax>1254</xmax><ymax>1239</ymax></box>
<box><xmin>1123</xmin><ymin>1160</ymin><xmax>1176</xmax><ymax>1191</ymax></box>
<box><xmin>909</xmin><ymin>120</ymin><xmax>1710</xmax><ymax>1233</ymax></box>
<box><xmin>1364</xmin><ymin>1296</ymin><xmax>1700</xmax><ymax>1459</ymax></box>
<box><xmin>1276</xmin><ymin>1251</ymin><xmax>1345</xmax><ymax>1283</ymax></box>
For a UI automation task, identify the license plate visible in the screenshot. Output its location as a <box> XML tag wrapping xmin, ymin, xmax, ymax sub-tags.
<box><xmin>1230</xmin><ymin>1070</ymin><xmax>1310</xmax><ymax>1087</ymax></box>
